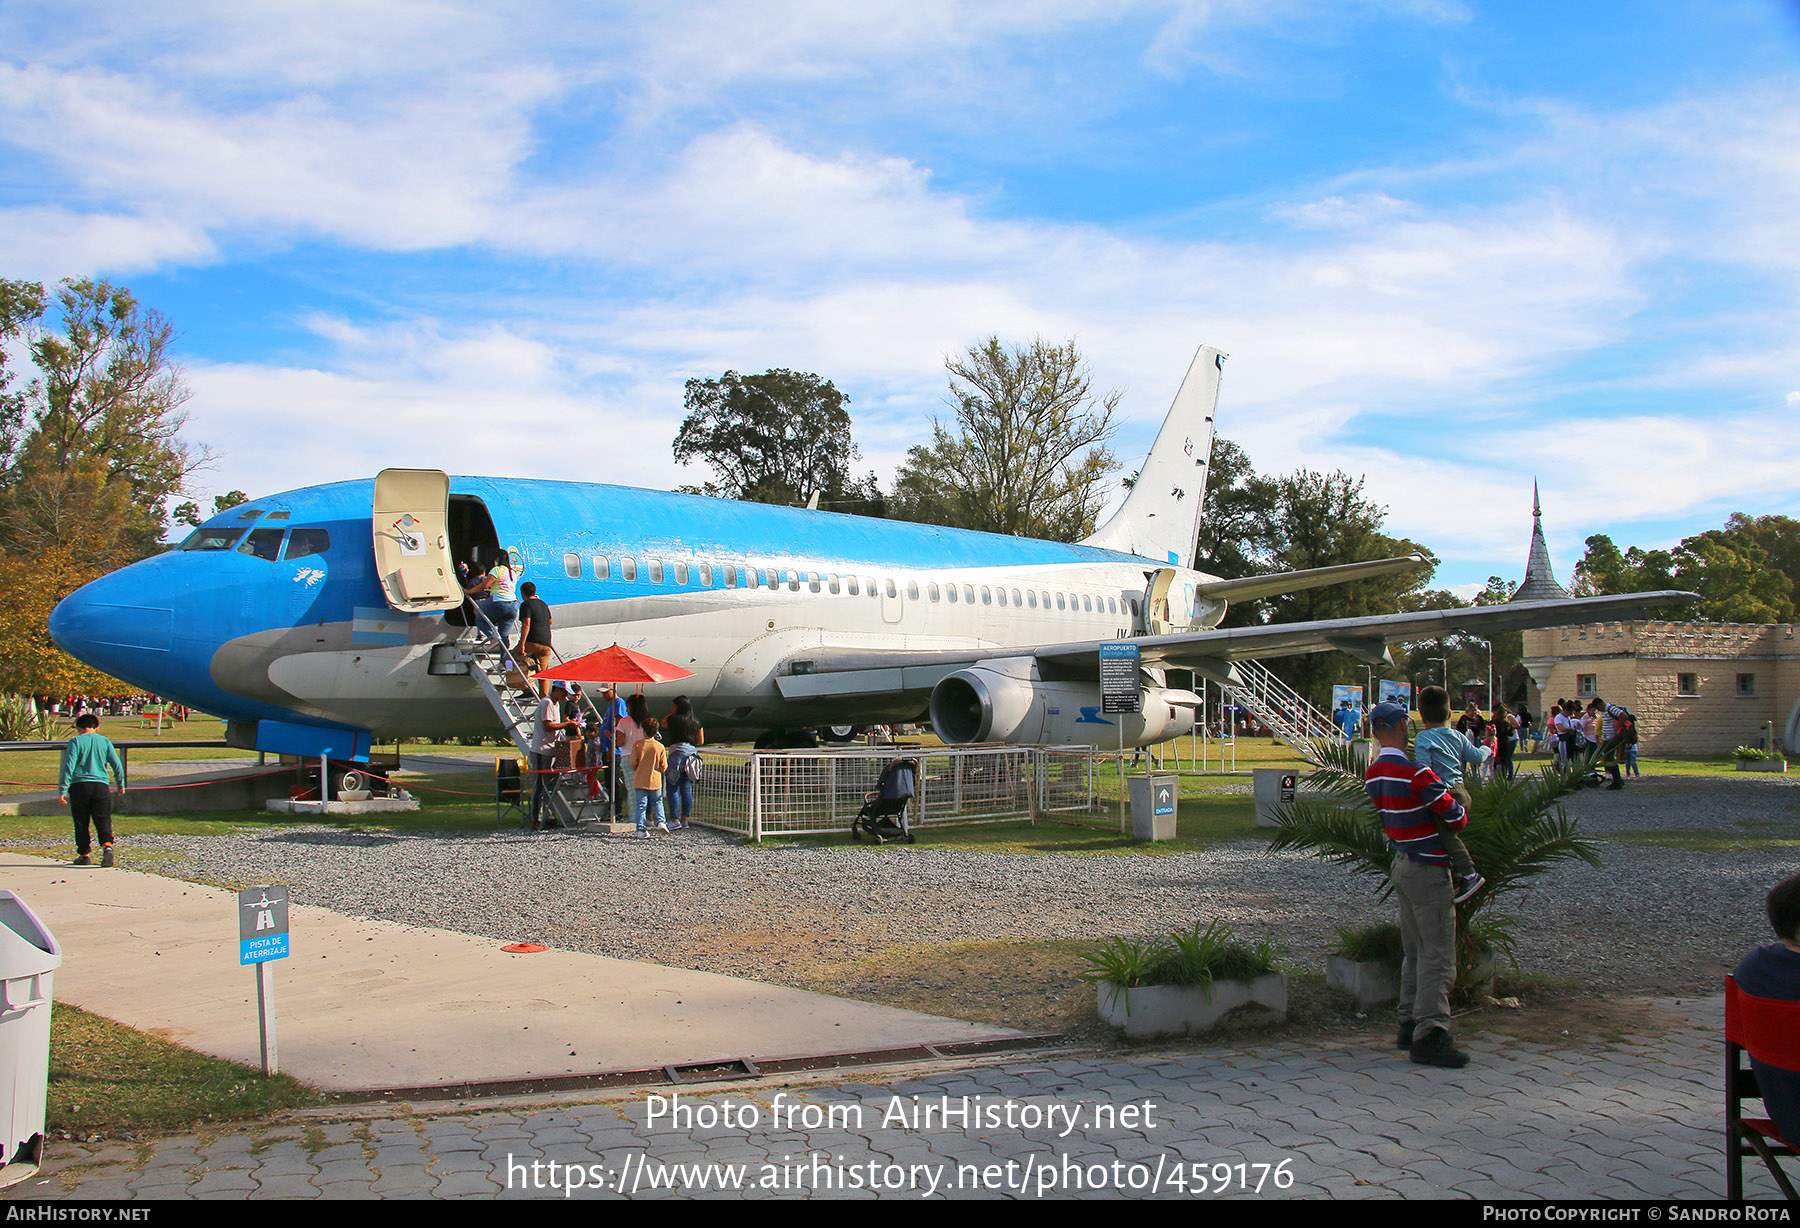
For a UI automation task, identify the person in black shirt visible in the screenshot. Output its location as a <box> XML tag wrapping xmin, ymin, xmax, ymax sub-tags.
<box><xmin>662</xmin><ymin>695</ymin><xmax>704</xmax><ymax>830</ymax></box>
<box><xmin>516</xmin><ymin>581</ymin><xmax>554</xmax><ymax>694</ymax></box>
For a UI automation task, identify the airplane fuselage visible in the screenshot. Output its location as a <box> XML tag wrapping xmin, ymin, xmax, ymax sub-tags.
<box><xmin>50</xmin><ymin>476</ymin><xmax>1225</xmax><ymax>750</ymax></box>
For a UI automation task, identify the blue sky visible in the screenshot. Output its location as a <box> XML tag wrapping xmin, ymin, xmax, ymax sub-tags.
<box><xmin>3</xmin><ymin>0</ymin><xmax>1797</xmax><ymax>594</ymax></box>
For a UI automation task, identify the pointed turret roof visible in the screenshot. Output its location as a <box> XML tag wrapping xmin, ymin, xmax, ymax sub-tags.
<box><xmin>1512</xmin><ymin>480</ymin><xmax>1570</xmax><ymax>602</ymax></box>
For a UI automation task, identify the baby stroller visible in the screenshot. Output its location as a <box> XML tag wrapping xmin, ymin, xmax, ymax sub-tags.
<box><xmin>851</xmin><ymin>756</ymin><xmax>919</xmax><ymax>844</ymax></box>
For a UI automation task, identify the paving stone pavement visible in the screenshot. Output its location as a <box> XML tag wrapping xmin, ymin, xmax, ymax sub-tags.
<box><xmin>14</xmin><ymin>997</ymin><xmax>1788</xmax><ymax>1201</ymax></box>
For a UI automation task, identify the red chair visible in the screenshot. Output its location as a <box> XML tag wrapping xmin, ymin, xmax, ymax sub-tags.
<box><xmin>1726</xmin><ymin>976</ymin><xmax>1800</xmax><ymax>1200</ymax></box>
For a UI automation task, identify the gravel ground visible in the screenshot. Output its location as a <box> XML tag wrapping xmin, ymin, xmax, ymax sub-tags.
<box><xmin>62</xmin><ymin>772</ymin><xmax>1799</xmax><ymax>1005</ymax></box>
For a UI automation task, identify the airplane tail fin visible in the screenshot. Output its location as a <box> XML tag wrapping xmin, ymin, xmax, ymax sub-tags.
<box><xmin>1080</xmin><ymin>344</ymin><xmax>1222</xmax><ymax>566</ymax></box>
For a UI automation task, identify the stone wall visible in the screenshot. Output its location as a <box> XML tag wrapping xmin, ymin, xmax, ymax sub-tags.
<box><xmin>1520</xmin><ymin>622</ymin><xmax>1799</xmax><ymax>755</ymax></box>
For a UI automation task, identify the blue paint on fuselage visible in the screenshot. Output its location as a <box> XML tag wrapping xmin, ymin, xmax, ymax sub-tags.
<box><xmin>50</xmin><ymin>475</ymin><xmax>1167</xmax><ymax>729</ymax></box>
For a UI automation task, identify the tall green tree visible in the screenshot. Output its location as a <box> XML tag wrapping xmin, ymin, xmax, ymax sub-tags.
<box><xmin>1572</xmin><ymin>515</ymin><xmax>1794</xmax><ymax>623</ymax></box>
<box><xmin>890</xmin><ymin>336</ymin><xmax>1118</xmax><ymax>541</ymax></box>
<box><xmin>1256</xmin><ymin>470</ymin><xmax>1436</xmax><ymax>704</ymax></box>
<box><xmin>672</xmin><ymin>368</ymin><xmax>882</xmax><ymax>511</ymax></box>
<box><xmin>1192</xmin><ymin>436</ymin><xmax>1279</xmax><ymax>583</ymax></box>
<box><xmin>0</xmin><ymin>277</ymin><xmax>205</xmax><ymax>571</ymax></box>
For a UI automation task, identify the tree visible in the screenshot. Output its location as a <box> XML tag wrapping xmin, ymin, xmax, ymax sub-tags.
<box><xmin>174</xmin><ymin>489</ymin><xmax>249</xmax><ymax>529</ymax></box>
<box><xmin>0</xmin><ymin>278</ymin><xmax>206</xmax><ymax>571</ymax></box>
<box><xmin>890</xmin><ymin>336</ymin><xmax>1119</xmax><ymax>541</ymax></box>
<box><xmin>672</xmin><ymin>369</ymin><xmax>881</xmax><ymax>511</ymax></box>
<box><xmin>1571</xmin><ymin>515</ymin><xmax>1795</xmax><ymax>623</ymax></box>
<box><xmin>1255</xmin><ymin>470</ymin><xmax>1436</xmax><ymax>703</ymax></box>
<box><xmin>1192</xmin><ymin>436</ymin><xmax>1279</xmax><ymax>590</ymax></box>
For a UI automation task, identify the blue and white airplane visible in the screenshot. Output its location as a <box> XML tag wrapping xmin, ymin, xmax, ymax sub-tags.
<box><xmin>48</xmin><ymin>346</ymin><xmax>1690</xmax><ymax>763</ymax></box>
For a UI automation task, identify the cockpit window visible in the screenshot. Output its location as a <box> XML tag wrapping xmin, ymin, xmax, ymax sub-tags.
<box><xmin>238</xmin><ymin>528</ymin><xmax>285</xmax><ymax>561</ymax></box>
<box><xmin>180</xmin><ymin>527</ymin><xmax>246</xmax><ymax>551</ymax></box>
<box><xmin>284</xmin><ymin>528</ymin><xmax>331</xmax><ymax>561</ymax></box>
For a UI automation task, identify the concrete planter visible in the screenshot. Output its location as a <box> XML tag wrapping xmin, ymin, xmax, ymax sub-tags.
<box><xmin>1735</xmin><ymin>759</ymin><xmax>1788</xmax><ymax>773</ymax></box>
<box><xmin>1326</xmin><ymin>955</ymin><xmax>1399</xmax><ymax>1009</ymax></box>
<box><xmin>1096</xmin><ymin>974</ymin><xmax>1288</xmax><ymax>1040</ymax></box>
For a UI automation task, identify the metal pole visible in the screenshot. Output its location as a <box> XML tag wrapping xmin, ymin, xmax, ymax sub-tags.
<box><xmin>256</xmin><ymin>961</ymin><xmax>278</xmax><ymax>1075</ymax></box>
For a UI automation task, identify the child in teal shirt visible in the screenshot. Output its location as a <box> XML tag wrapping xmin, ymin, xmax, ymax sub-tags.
<box><xmin>59</xmin><ymin>713</ymin><xmax>125</xmax><ymax>866</ymax></box>
<box><xmin>1412</xmin><ymin>686</ymin><xmax>1487</xmax><ymax>903</ymax></box>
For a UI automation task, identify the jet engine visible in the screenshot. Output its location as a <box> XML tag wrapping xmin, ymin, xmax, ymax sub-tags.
<box><xmin>929</xmin><ymin>660</ymin><xmax>1198</xmax><ymax>749</ymax></box>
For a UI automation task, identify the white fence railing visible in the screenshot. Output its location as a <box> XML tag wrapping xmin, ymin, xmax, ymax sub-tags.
<box><xmin>686</xmin><ymin>744</ymin><xmax>1100</xmax><ymax>840</ymax></box>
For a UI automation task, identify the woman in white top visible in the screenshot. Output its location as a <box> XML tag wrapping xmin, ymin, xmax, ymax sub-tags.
<box><xmin>471</xmin><ymin>549</ymin><xmax>522</xmax><ymax>648</ymax></box>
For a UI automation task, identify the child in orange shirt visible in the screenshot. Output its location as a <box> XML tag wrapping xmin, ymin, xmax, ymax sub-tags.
<box><xmin>630</xmin><ymin>716</ymin><xmax>669</xmax><ymax>836</ymax></box>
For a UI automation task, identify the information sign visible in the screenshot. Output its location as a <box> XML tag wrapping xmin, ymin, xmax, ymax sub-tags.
<box><xmin>1099</xmin><ymin>642</ymin><xmax>1141</xmax><ymax>715</ymax></box>
<box><xmin>238</xmin><ymin>884</ymin><xmax>290</xmax><ymax>966</ymax></box>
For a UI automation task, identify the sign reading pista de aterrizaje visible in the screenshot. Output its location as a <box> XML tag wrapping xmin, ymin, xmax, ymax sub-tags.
<box><xmin>238</xmin><ymin>884</ymin><xmax>290</xmax><ymax>965</ymax></box>
<box><xmin>1099</xmin><ymin>642</ymin><xmax>1141</xmax><ymax>715</ymax></box>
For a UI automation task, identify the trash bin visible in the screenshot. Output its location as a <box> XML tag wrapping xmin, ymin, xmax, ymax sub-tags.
<box><xmin>1127</xmin><ymin>773</ymin><xmax>1178</xmax><ymax>841</ymax></box>
<box><xmin>1253</xmin><ymin>767</ymin><xmax>1301</xmax><ymax>827</ymax></box>
<box><xmin>0</xmin><ymin>891</ymin><xmax>62</xmax><ymax>1189</ymax></box>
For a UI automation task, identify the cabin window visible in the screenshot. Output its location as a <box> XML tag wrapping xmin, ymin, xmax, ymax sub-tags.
<box><xmin>564</xmin><ymin>552</ymin><xmax>580</xmax><ymax>579</ymax></box>
<box><xmin>593</xmin><ymin>555</ymin><xmax>610</xmax><ymax>580</ymax></box>
<box><xmin>766</xmin><ymin>569</ymin><xmax>780</xmax><ymax>591</ymax></box>
<box><xmin>1056</xmin><ymin>593</ymin><xmax>1066</xmax><ymax>610</ymax></box>
<box><xmin>866</xmin><ymin>576</ymin><xmax>877</xmax><ymax>597</ymax></box>
<box><xmin>699</xmin><ymin>562</ymin><xmax>713</xmax><ymax>587</ymax></box>
<box><xmin>963</xmin><ymin>584</ymin><xmax>975</xmax><ymax>604</ymax></box>
<box><xmin>996</xmin><ymin>588</ymin><xmax>1006</xmax><ymax>607</ymax></box>
<box><xmin>787</xmin><ymin>569</ymin><xmax>801</xmax><ymax>591</ymax></box>
<box><xmin>180</xmin><ymin>527</ymin><xmax>245</xmax><ymax>551</ymax></box>
<box><xmin>1027</xmin><ymin>591</ymin><xmax>1038</xmax><ymax>608</ymax></box>
<box><xmin>846</xmin><ymin>576</ymin><xmax>859</xmax><ymax>596</ymax></box>
<box><xmin>981</xmin><ymin>586</ymin><xmax>992</xmax><ymax>605</ymax></box>
<box><xmin>928</xmin><ymin>583</ymin><xmax>940</xmax><ymax>603</ymax></box>
<box><xmin>674</xmin><ymin>561</ymin><xmax>689</xmax><ymax>585</ymax></box>
<box><xmin>828</xmin><ymin>573</ymin><xmax>841</xmax><ymax>595</ymax></box>
<box><xmin>1012</xmin><ymin>588</ymin><xmax>1022</xmax><ymax>606</ymax></box>
<box><xmin>282</xmin><ymin>528</ymin><xmax>330</xmax><ymax>560</ymax></box>
<box><xmin>620</xmin><ymin>557</ymin><xmax>638</xmax><ymax>581</ymax></box>
<box><xmin>946</xmin><ymin>583</ymin><xmax>958</xmax><ymax>603</ymax></box>
<box><xmin>907</xmin><ymin>581</ymin><xmax>919</xmax><ymax>601</ymax></box>
<box><xmin>1083</xmin><ymin>594</ymin><xmax>1093</xmax><ymax>612</ymax></box>
<box><xmin>808</xmin><ymin>572</ymin><xmax>821</xmax><ymax>593</ymax></box>
<box><xmin>649</xmin><ymin>559</ymin><xmax>665</xmax><ymax>583</ymax></box>
<box><xmin>1108</xmin><ymin>596</ymin><xmax>1117</xmax><ymax>614</ymax></box>
<box><xmin>724</xmin><ymin>565</ymin><xmax>737</xmax><ymax>588</ymax></box>
<box><xmin>1041</xmin><ymin>591</ymin><xmax>1051</xmax><ymax>608</ymax></box>
<box><xmin>238</xmin><ymin>528</ymin><xmax>284</xmax><ymax>561</ymax></box>
<box><xmin>1127</xmin><ymin>596</ymin><xmax>1139</xmax><ymax>618</ymax></box>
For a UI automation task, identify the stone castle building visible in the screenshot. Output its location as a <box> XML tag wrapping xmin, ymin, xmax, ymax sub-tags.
<box><xmin>1512</xmin><ymin>486</ymin><xmax>1797</xmax><ymax>755</ymax></box>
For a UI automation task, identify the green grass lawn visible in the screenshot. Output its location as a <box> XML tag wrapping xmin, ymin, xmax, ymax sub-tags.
<box><xmin>46</xmin><ymin>1004</ymin><xmax>323</xmax><ymax>1136</ymax></box>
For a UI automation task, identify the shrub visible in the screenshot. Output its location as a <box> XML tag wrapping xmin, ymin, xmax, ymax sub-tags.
<box><xmin>1078</xmin><ymin>920</ymin><xmax>1281</xmax><ymax>1004</ymax></box>
<box><xmin>1732</xmin><ymin>746</ymin><xmax>1772</xmax><ymax>761</ymax></box>
<box><xmin>1331</xmin><ymin>923</ymin><xmax>1404</xmax><ymax>965</ymax></box>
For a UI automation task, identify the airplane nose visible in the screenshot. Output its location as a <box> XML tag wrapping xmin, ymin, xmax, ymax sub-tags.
<box><xmin>50</xmin><ymin>563</ymin><xmax>178</xmax><ymax>684</ymax></box>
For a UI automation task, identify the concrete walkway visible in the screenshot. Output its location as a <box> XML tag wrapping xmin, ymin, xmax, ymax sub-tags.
<box><xmin>0</xmin><ymin>854</ymin><xmax>1018</xmax><ymax>1093</ymax></box>
<box><xmin>13</xmin><ymin>997</ymin><xmax>1774</xmax><ymax>1200</ymax></box>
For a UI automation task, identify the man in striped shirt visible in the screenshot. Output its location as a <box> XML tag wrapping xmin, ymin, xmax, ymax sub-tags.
<box><xmin>1364</xmin><ymin>701</ymin><xmax>1470</xmax><ymax>1068</ymax></box>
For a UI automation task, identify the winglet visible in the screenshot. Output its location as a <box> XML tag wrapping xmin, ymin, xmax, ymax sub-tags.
<box><xmin>1080</xmin><ymin>345</ymin><xmax>1222</xmax><ymax>566</ymax></box>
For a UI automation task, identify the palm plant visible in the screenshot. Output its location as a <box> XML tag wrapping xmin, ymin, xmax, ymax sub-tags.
<box><xmin>0</xmin><ymin>694</ymin><xmax>59</xmax><ymax>742</ymax></box>
<box><xmin>1268</xmin><ymin>738</ymin><xmax>1601</xmax><ymax>985</ymax></box>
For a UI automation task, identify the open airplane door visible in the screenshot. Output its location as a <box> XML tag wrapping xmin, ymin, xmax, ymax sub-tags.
<box><xmin>373</xmin><ymin>468</ymin><xmax>460</xmax><ymax>613</ymax></box>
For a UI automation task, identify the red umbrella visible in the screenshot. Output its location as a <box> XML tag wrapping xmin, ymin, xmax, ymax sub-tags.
<box><xmin>532</xmin><ymin>643</ymin><xmax>694</xmax><ymax>685</ymax></box>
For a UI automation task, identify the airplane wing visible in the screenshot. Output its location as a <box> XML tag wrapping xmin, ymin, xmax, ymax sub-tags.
<box><xmin>774</xmin><ymin>590</ymin><xmax>1696</xmax><ymax>699</ymax></box>
<box><xmin>1190</xmin><ymin>553</ymin><xmax>1428</xmax><ymax>604</ymax></box>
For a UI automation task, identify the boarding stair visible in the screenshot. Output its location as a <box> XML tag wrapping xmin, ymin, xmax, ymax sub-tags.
<box><xmin>448</xmin><ymin>604</ymin><xmax>614</xmax><ymax>828</ymax></box>
<box><xmin>1223</xmin><ymin>658</ymin><xmax>1346</xmax><ymax>763</ymax></box>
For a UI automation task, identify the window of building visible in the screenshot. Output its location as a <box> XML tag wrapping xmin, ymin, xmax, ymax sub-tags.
<box><xmin>674</xmin><ymin>561</ymin><xmax>689</xmax><ymax>585</ymax></box>
<box><xmin>621</xmin><ymin>557</ymin><xmax>637</xmax><ymax>581</ymax></box>
<box><xmin>1678</xmin><ymin>673</ymin><xmax>1699</xmax><ymax>696</ymax></box>
<box><xmin>1737</xmin><ymin>672</ymin><xmax>1756</xmax><ymax>697</ymax></box>
<box><xmin>1577</xmin><ymin>674</ymin><xmax>1597</xmax><ymax>697</ymax></box>
<box><xmin>564</xmin><ymin>552</ymin><xmax>580</xmax><ymax>579</ymax></box>
<box><xmin>283</xmin><ymin>528</ymin><xmax>330</xmax><ymax>560</ymax></box>
<box><xmin>593</xmin><ymin>555</ymin><xmax>610</xmax><ymax>580</ymax></box>
<box><xmin>649</xmin><ymin>559</ymin><xmax>664</xmax><ymax>584</ymax></box>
